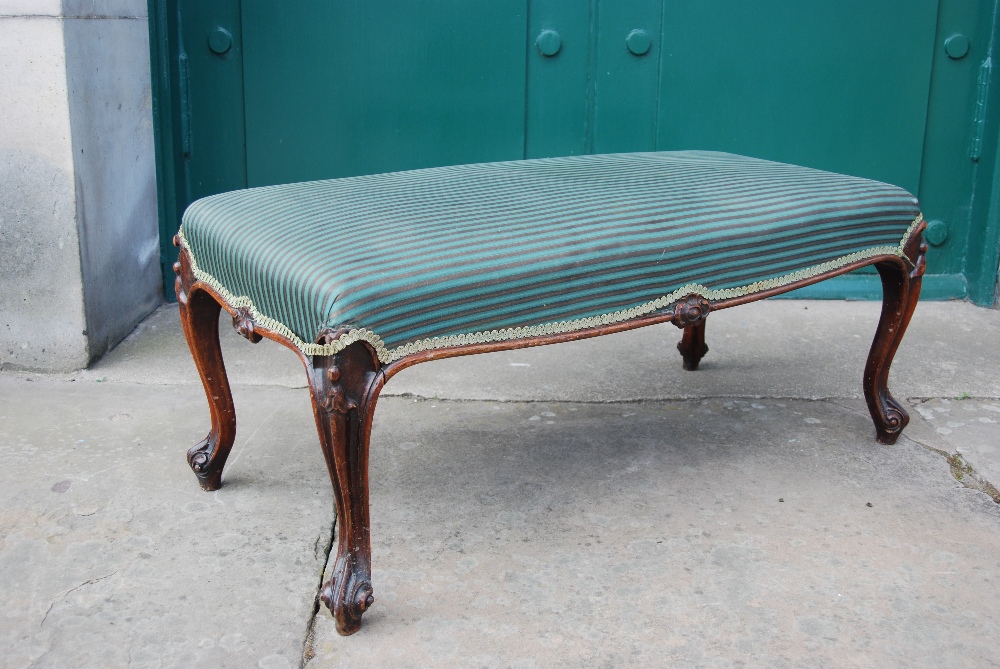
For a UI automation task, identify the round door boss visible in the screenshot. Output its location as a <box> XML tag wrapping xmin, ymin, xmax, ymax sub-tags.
<box><xmin>208</xmin><ymin>27</ymin><xmax>233</xmax><ymax>55</ymax></box>
<box><xmin>536</xmin><ymin>29</ymin><xmax>562</xmax><ymax>57</ymax></box>
<box><xmin>925</xmin><ymin>219</ymin><xmax>949</xmax><ymax>246</ymax></box>
<box><xmin>944</xmin><ymin>34</ymin><xmax>969</xmax><ymax>60</ymax></box>
<box><xmin>626</xmin><ymin>29</ymin><xmax>651</xmax><ymax>56</ymax></box>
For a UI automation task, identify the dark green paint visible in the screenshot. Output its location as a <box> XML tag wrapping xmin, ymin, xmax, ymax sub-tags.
<box><xmin>925</xmin><ymin>0</ymin><xmax>1000</xmax><ymax>304</ymax></box>
<box><xmin>150</xmin><ymin>0</ymin><xmax>1000</xmax><ymax>305</ymax></box>
<box><xmin>525</xmin><ymin>0</ymin><xmax>590</xmax><ymax>157</ymax></box>
<box><xmin>964</xmin><ymin>1</ymin><xmax>1000</xmax><ymax>305</ymax></box>
<box><xmin>149</xmin><ymin>0</ymin><xmax>248</xmax><ymax>294</ymax></box>
<box><xmin>241</xmin><ymin>0</ymin><xmax>527</xmax><ymax>186</ymax></box>
<box><xmin>147</xmin><ymin>0</ymin><xmax>185</xmax><ymax>293</ymax></box>
<box><xmin>593</xmin><ymin>0</ymin><xmax>662</xmax><ymax>153</ymax></box>
<box><xmin>656</xmin><ymin>0</ymin><xmax>936</xmax><ymax>193</ymax></box>
<box><xmin>918</xmin><ymin>0</ymin><xmax>988</xmax><ymax>283</ymax></box>
<box><xmin>178</xmin><ymin>0</ymin><xmax>247</xmax><ymax>200</ymax></box>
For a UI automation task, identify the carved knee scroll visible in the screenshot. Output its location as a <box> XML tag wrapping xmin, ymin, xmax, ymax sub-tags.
<box><xmin>864</xmin><ymin>225</ymin><xmax>927</xmax><ymax>444</ymax></box>
<box><xmin>174</xmin><ymin>239</ymin><xmax>238</xmax><ymax>491</ymax></box>
<box><xmin>671</xmin><ymin>294</ymin><xmax>711</xmax><ymax>371</ymax></box>
<box><xmin>232</xmin><ymin>306</ymin><xmax>263</xmax><ymax>343</ymax></box>
<box><xmin>306</xmin><ymin>335</ymin><xmax>383</xmax><ymax>635</ymax></box>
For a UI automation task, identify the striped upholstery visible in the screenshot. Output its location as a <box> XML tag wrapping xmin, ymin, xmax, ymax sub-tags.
<box><xmin>179</xmin><ymin>151</ymin><xmax>921</xmax><ymax>363</ymax></box>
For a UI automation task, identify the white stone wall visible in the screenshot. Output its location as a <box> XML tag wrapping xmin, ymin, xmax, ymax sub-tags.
<box><xmin>0</xmin><ymin>0</ymin><xmax>161</xmax><ymax>371</ymax></box>
<box><xmin>0</xmin><ymin>7</ymin><xmax>89</xmax><ymax>371</ymax></box>
<box><xmin>64</xmin><ymin>0</ymin><xmax>162</xmax><ymax>360</ymax></box>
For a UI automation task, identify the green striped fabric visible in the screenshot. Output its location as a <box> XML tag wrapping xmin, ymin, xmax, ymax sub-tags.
<box><xmin>180</xmin><ymin>151</ymin><xmax>920</xmax><ymax>362</ymax></box>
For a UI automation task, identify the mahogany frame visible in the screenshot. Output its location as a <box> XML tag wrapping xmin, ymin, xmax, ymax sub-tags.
<box><xmin>173</xmin><ymin>220</ymin><xmax>926</xmax><ymax>635</ymax></box>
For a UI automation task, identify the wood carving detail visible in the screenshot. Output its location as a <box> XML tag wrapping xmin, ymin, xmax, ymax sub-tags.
<box><xmin>232</xmin><ymin>306</ymin><xmax>263</xmax><ymax>343</ymax></box>
<box><xmin>670</xmin><ymin>294</ymin><xmax>711</xmax><ymax>329</ymax></box>
<box><xmin>187</xmin><ymin>439</ymin><xmax>213</xmax><ymax>475</ymax></box>
<box><xmin>902</xmin><ymin>218</ymin><xmax>928</xmax><ymax>267</ymax></box>
<box><xmin>172</xmin><ymin>236</ymin><xmax>187</xmax><ymax>306</ymax></box>
<box><xmin>910</xmin><ymin>240</ymin><xmax>928</xmax><ymax>279</ymax></box>
<box><xmin>320</xmin><ymin>365</ymin><xmax>358</xmax><ymax>415</ymax></box>
<box><xmin>321</xmin><ymin>555</ymin><xmax>375</xmax><ymax>634</ymax></box>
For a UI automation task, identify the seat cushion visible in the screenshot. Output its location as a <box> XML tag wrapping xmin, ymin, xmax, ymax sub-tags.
<box><xmin>179</xmin><ymin>151</ymin><xmax>921</xmax><ymax>363</ymax></box>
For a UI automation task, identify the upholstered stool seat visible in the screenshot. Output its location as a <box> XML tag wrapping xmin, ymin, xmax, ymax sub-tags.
<box><xmin>179</xmin><ymin>151</ymin><xmax>920</xmax><ymax>363</ymax></box>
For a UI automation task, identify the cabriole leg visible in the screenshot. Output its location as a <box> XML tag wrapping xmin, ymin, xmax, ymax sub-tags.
<box><xmin>175</xmin><ymin>257</ymin><xmax>237</xmax><ymax>491</ymax></box>
<box><xmin>864</xmin><ymin>255</ymin><xmax>924</xmax><ymax>444</ymax></box>
<box><xmin>306</xmin><ymin>339</ymin><xmax>382</xmax><ymax>635</ymax></box>
<box><xmin>677</xmin><ymin>321</ymin><xmax>709</xmax><ymax>371</ymax></box>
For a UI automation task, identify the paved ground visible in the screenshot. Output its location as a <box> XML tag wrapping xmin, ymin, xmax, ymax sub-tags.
<box><xmin>1</xmin><ymin>299</ymin><xmax>998</xmax><ymax>668</ymax></box>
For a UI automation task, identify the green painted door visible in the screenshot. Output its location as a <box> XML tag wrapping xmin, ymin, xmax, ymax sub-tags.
<box><xmin>150</xmin><ymin>0</ymin><xmax>1000</xmax><ymax>304</ymax></box>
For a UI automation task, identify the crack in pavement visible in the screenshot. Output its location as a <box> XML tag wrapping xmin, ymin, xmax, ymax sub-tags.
<box><xmin>825</xmin><ymin>395</ymin><xmax>1000</xmax><ymax>504</ymax></box>
<box><xmin>901</xmin><ymin>432</ymin><xmax>1000</xmax><ymax>504</ymax></box>
<box><xmin>40</xmin><ymin>571</ymin><xmax>118</xmax><ymax>628</ymax></box>
<box><xmin>301</xmin><ymin>518</ymin><xmax>336</xmax><ymax>668</ymax></box>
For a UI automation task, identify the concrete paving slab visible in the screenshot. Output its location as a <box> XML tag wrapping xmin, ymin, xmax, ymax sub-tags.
<box><xmin>0</xmin><ymin>377</ymin><xmax>331</xmax><ymax>668</ymax></box>
<box><xmin>0</xmin><ymin>383</ymin><xmax>998</xmax><ymax>666</ymax></box>
<box><xmin>76</xmin><ymin>300</ymin><xmax>1000</xmax><ymax>402</ymax></box>
<box><xmin>911</xmin><ymin>398</ymin><xmax>1000</xmax><ymax>489</ymax></box>
<box><xmin>73</xmin><ymin>303</ymin><xmax>304</xmax><ymax>390</ymax></box>
<box><xmin>303</xmin><ymin>397</ymin><xmax>1000</xmax><ymax>667</ymax></box>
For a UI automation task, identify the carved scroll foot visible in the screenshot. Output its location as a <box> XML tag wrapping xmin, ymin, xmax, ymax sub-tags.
<box><xmin>175</xmin><ymin>244</ymin><xmax>237</xmax><ymax>491</ymax></box>
<box><xmin>871</xmin><ymin>393</ymin><xmax>910</xmax><ymax>446</ymax></box>
<box><xmin>677</xmin><ymin>322</ymin><xmax>709</xmax><ymax>371</ymax></box>
<box><xmin>321</xmin><ymin>555</ymin><xmax>375</xmax><ymax>636</ymax></box>
<box><xmin>187</xmin><ymin>436</ymin><xmax>225</xmax><ymax>491</ymax></box>
<box><xmin>864</xmin><ymin>232</ymin><xmax>926</xmax><ymax>445</ymax></box>
<box><xmin>307</xmin><ymin>336</ymin><xmax>383</xmax><ymax>635</ymax></box>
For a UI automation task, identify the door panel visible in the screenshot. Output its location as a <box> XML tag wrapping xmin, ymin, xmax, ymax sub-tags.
<box><xmin>525</xmin><ymin>0</ymin><xmax>590</xmax><ymax>157</ymax></box>
<box><xmin>593</xmin><ymin>0</ymin><xmax>662</xmax><ymax>153</ymax></box>
<box><xmin>919</xmin><ymin>0</ymin><xmax>991</xmax><ymax>278</ymax></box>
<box><xmin>179</xmin><ymin>0</ymin><xmax>247</xmax><ymax>200</ymax></box>
<box><xmin>656</xmin><ymin>0</ymin><xmax>939</xmax><ymax>194</ymax></box>
<box><xmin>241</xmin><ymin>0</ymin><xmax>528</xmax><ymax>186</ymax></box>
